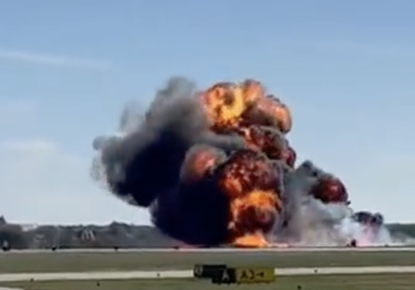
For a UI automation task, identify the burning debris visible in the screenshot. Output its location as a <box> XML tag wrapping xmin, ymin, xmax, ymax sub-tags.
<box><xmin>91</xmin><ymin>77</ymin><xmax>392</xmax><ymax>247</ymax></box>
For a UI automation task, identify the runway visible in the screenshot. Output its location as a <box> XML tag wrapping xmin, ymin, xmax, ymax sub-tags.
<box><xmin>2</xmin><ymin>246</ymin><xmax>415</xmax><ymax>254</ymax></box>
<box><xmin>1</xmin><ymin>266</ymin><xmax>415</xmax><ymax>282</ymax></box>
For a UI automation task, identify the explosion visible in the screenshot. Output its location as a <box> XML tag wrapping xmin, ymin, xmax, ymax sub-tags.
<box><xmin>91</xmin><ymin>77</ymin><xmax>392</xmax><ymax>247</ymax></box>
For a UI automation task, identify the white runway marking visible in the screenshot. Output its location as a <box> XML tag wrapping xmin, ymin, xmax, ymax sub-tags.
<box><xmin>1</xmin><ymin>266</ymin><xmax>415</xmax><ymax>282</ymax></box>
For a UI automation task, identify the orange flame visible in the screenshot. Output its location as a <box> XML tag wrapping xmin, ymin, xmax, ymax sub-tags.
<box><xmin>254</xmin><ymin>95</ymin><xmax>292</xmax><ymax>134</ymax></box>
<box><xmin>199</xmin><ymin>82</ymin><xmax>246</xmax><ymax>129</ymax></box>
<box><xmin>199</xmin><ymin>80</ymin><xmax>292</xmax><ymax>134</ymax></box>
<box><xmin>216</xmin><ymin>150</ymin><xmax>279</xmax><ymax>199</ymax></box>
<box><xmin>232</xmin><ymin>232</ymin><xmax>270</xmax><ymax>248</ymax></box>
<box><xmin>195</xmin><ymin>80</ymin><xmax>293</xmax><ymax>247</ymax></box>
<box><xmin>229</xmin><ymin>190</ymin><xmax>281</xmax><ymax>248</ymax></box>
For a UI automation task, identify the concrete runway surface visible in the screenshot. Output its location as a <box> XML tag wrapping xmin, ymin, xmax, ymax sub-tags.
<box><xmin>1</xmin><ymin>266</ymin><xmax>415</xmax><ymax>282</ymax></box>
<box><xmin>1</xmin><ymin>248</ymin><xmax>414</xmax><ymax>289</ymax></box>
<box><xmin>2</xmin><ymin>246</ymin><xmax>415</xmax><ymax>254</ymax></box>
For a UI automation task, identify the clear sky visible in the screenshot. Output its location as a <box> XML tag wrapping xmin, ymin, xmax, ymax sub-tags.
<box><xmin>0</xmin><ymin>0</ymin><xmax>414</xmax><ymax>225</ymax></box>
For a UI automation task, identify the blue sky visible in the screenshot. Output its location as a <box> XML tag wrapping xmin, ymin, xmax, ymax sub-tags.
<box><xmin>0</xmin><ymin>0</ymin><xmax>414</xmax><ymax>224</ymax></box>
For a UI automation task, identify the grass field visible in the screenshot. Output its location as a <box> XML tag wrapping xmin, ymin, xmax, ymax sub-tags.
<box><xmin>3</xmin><ymin>274</ymin><xmax>415</xmax><ymax>290</ymax></box>
<box><xmin>1</xmin><ymin>250</ymin><xmax>415</xmax><ymax>273</ymax></box>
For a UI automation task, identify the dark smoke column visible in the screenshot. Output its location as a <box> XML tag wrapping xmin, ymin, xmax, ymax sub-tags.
<box><xmin>91</xmin><ymin>77</ymin><xmax>386</xmax><ymax>247</ymax></box>
<box><xmin>91</xmin><ymin>78</ymin><xmax>232</xmax><ymax>245</ymax></box>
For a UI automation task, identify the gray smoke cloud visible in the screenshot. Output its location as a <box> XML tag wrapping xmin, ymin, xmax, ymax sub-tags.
<box><xmin>274</xmin><ymin>161</ymin><xmax>399</xmax><ymax>246</ymax></box>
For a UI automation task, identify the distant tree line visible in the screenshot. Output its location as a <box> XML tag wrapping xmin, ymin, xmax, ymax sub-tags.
<box><xmin>0</xmin><ymin>215</ymin><xmax>414</xmax><ymax>250</ymax></box>
<box><xmin>387</xmin><ymin>223</ymin><xmax>415</xmax><ymax>239</ymax></box>
<box><xmin>0</xmin><ymin>216</ymin><xmax>182</xmax><ymax>250</ymax></box>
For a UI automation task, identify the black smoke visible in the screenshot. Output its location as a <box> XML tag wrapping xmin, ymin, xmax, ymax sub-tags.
<box><xmin>91</xmin><ymin>77</ymin><xmax>243</xmax><ymax>245</ymax></box>
<box><xmin>352</xmin><ymin>211</ymin><xmax>384</xmax><ymax>227</ymax></box>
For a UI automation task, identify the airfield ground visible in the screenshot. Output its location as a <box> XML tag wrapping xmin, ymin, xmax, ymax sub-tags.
<box><xmin>2</xmin><ymin>274</ymin><xmax>415</xmax><ymax>290</ymax></box>
<box><xmin>1</xmin><ymin>248</ymin><xmax>415</xmax><ymax>290</ymax></box>
<box><xmin>1</xmin><ymin>248</ymin><xmax>415</xmax><ymax>273</ymax></box>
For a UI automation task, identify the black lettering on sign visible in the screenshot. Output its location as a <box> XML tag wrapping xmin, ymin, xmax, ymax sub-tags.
<box><xmin>235</xmin><ymin>267</ymin><xmax>275</xmax><ymax>284</ymax></box>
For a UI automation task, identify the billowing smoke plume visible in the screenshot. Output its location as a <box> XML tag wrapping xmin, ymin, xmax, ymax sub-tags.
<box><xmin>91</xmin><ymin>77</ymin><xmax>394</xmax><ymax>247</ymax></box>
